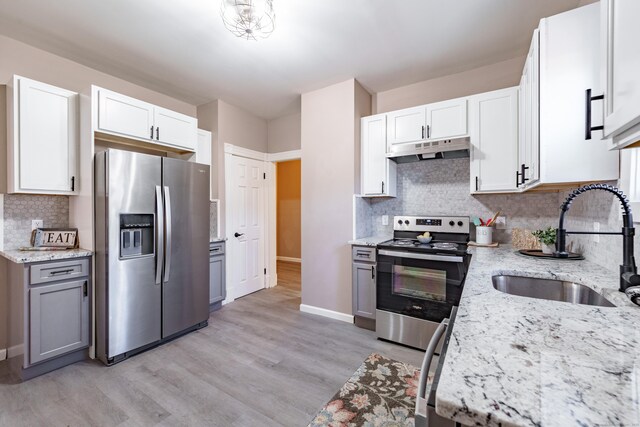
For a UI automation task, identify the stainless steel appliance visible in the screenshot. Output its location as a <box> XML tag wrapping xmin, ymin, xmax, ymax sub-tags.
<box><xmin>376</xmin><ymin>216</ymin><xmax>470</xmax><ymax>349</ymax></box>
<box><xmin>415</xmin><ymin>307</ymin><xmax>458</xmax><ymax>427</ymax></box>
<box><xmin>95</xmin><ymin>149</ymin><xmax>210</xmax><ymax>365</ymax></box>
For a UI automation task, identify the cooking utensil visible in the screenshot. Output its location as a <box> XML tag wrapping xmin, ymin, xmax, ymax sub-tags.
<box><xmin>486</xmin><ymin>211</ymin><xmax>501</xmax><ymax>227</ymax></box>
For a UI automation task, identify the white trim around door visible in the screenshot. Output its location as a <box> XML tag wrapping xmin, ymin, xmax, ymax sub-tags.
<box><xmin>224</xmin><ymin>143</ymin><xmax>268</xmax><ymax>161</ymax></box>
<box><xmin>300</xmin><ymin>304</ymin><xmax>355</xmax><ymax>323</ymax></box>
<box><xmin>267</xmin><ymin>149</ymin><xmax>302</xmax><ymax>289</ymax></box>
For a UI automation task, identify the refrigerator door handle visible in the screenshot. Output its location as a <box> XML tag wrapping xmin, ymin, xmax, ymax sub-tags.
<box><xmin>155</xmin><ymin>186</ymin><xmax>164</xmax><ymax>285</ymax></box>
<box><xmin>163</xmin><ymin>185</ymin><xmax>172</xmax><ymax>283</ymax></box>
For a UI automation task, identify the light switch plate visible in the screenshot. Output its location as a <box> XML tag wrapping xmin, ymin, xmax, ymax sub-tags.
<box><xmin>382</xmin><ymin>215</ymin><xmax>389</xmax><ymax>226</ymax></box>
<box><xmin>31</xmin><ymin>219</ymin><xmax>43</xmax><ymax>231</ymax></box>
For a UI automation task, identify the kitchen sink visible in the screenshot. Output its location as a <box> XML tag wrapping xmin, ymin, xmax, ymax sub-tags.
<box><xmin>492</xmin><ymin>275</ymin><xmax>615</xmax><ymax>308</ymax></box>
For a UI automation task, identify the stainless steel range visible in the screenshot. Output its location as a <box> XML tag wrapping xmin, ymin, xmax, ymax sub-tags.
<box><xmin>376</xmin><ymin>215</ymin><xmax>471</xmax><ymax>349</ymax></box>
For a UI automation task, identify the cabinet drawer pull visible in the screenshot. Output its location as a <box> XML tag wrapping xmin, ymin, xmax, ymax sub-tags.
<box><xmin>421</xmin><ymin>125</ymin><xmax>425</xmax><ymax>139</ymax></box>
<box><xmin>71</xmin><ymin>176</ymin><xmax>75</xmax><ymax>192</ymax></box>
<box><xmin>427</xmin><ymin>124</ymin><xmax>431</xmax><ymax>139</ymax></box>
<box><xmin>356</xmin><ymin>252</ymin><xmax>371</xmax><ymax>257</ymax></box>
<box><xmin>585</xmin><ymin>88</ymin><xmax>604</xmax><ymax>140</ymax></box>
<box><xmin>156</xmin><ymin>127</ymin><xmax>160</xmax><ymax>140</ymax></box>
<box><xmin>371</xmin><ymin>266</ymin><xmax>375</xmax><ymax>279</ymax></box>
<box><xmin>475</xmin><ymin>176</ymin><xmax>479</xmax><ymax>191</ymax></box>
<box><xmin>210</xmin><ymin>247</ymin><xmax>221</xmax><ymax>253</ymax></box>
<box><xmin>150</xmin><ymin>126</ymin><xmax>154</xmax><ymax>139</ymax></box>
<box><xmin>50</xmin><ymin>269</ymin><xmax>74</xmax><ymax>276</ymax></box>
<box><xmin>83</xmin><ymin>281</ymin><xmax>88</xmax><ymax>297</ymax></box>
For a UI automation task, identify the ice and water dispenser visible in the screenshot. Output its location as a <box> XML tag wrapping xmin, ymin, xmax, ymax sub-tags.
<box><xmin>120</xmin><ymin>214</ymin><xmax>154</xmax><ymax>258</ymax></box>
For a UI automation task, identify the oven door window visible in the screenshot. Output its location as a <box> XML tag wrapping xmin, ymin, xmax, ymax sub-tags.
<box><xmin>392</xmin><ymin>265</ymin><xmax>447</xmax><ymax>302</ymax></box>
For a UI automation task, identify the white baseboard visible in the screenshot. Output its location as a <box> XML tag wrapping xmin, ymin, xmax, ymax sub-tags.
<box><xmin>7</xmin><ymin>344</ymin><xmax>23</xmax><ymax>358</ymax></box>
<box><xmin>277</xmin><ymin>256</ymin><xmax>301</xmax><ymax>263</ymax></box>
<box><xmin>300</xmin><ymin>304</ymin><xmax>354</xmax><ymax>323</ymax></box>
<box><xmin>0</xmin><ymin>348</ymin><xmax>6</xmax><ymax>361</ymax></box>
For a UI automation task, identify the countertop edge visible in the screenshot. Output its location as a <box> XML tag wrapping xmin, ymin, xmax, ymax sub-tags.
<box><xmin>0</xmin><ymin>249</ymin><xmax>94</xmax><ymax>264</ymax></box>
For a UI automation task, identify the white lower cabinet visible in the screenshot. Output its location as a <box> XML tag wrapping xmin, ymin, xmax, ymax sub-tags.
<box><xmin>361</xmin><ymin>114</ymin><xmax>397</xmax><ymax>197</ymax></box>
<box><xmin>96</xmin><ymin>87</ymin><xmax>197</xmax><ymax>152</ymax></box>
<box><xmin>7</xmin><ymin>75</ymin><xmax>78</xmax><ymax>195</ymax></box>
<box><xmin>470</xmin><ymin>87</ymin><xmax>519</xmax><ymax>193</ymax></box>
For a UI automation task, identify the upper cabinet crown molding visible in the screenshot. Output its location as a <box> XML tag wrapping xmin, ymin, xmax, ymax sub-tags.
<box><xmin>94</xmin><ymin>87</ymin><xmax>197</xmax><ymax>153</ymax></box>
<box><xmin>7</xmin><ymin>75</ymin><xmax>79</xmax><ymax>195</ymax></box>
<box><xmin>600</xmin><ymin>0</ymin><xmax>640</xmax><ymax>149</ymax></box>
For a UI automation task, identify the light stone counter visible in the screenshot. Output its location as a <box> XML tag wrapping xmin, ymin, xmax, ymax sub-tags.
<box><xmin>0</xmin><ymin>248</ymin><xmax>93</xmax><ymax>264</ymax></box>
<box><xmin>436</xmin><ymin>245</ymin><xmax>640</xmax><ymax>426</ymax></box>
<box><xmin>348</xmin><ymin>235</ymin><xmax>392</xmax><ymax>246</ymax></box>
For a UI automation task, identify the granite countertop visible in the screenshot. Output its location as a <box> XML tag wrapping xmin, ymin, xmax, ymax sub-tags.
<box><xmin>0</xmin><ymin>248</ymin><xmax>94</xmax><ymax>264</ymax></box>
<box><xmin>210</xmin><ymin>237</ymin><xmax>227</xmax><ymax>243</ymax></box>
<box><xmin>436</xmin><ymin>245</ymin><xmax>640</xmax><ymax>426</ymax></box>
<box><xmin>348</xmin><ymin>235</ymin><xmax>392</xmax><ymax>246</ymax></box>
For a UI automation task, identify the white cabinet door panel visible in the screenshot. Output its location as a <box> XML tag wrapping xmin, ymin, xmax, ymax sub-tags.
<box><xmin>602</xmin><ymin>0</ymin><xmax>640</xmax><ymax>146</ymax></box>
<box><xmin>154</xmin><ymin>107</ymin><xmax>197</xmax><ymax>151</ymax></box>
<box><xmin>98</xmin><ymin>89</ymin><xmax>154</xmax><ymax>140</ymax></box>
<box><xmin>386</xmin><ymin>106</ymin><xmax>426</xmax><ymax>147</ymax></box>
<box><xmin>17</xmin><ymin>78</ymin><xmax>77</xmax><ymax>193</ymax></box>
<box><xmin>426</xmin><ymin>98</ymin><xmax>468</xmax><ymax>140</ymax></box>
<box><xmin>470</xmin><ymin>88</ymin><xmax>519</xmax><ymax>193</ymax></box>
<box><xmin>362</xmin><ymin>115</ymin><xmax>387</xmax><ymax>195</ymax></box>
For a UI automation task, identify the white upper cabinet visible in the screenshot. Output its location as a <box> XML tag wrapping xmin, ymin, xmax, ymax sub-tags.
<box><xmin>96</xmin><ymin>87</ymin><xmax>197</xmax><ymax>152</ymax></box>
<box><xmin>601</xmin><ymin>0</ymin><xmax>640</xmax><ymax>149</ymax></box>
<box><xmin>7</xmin><ymin>76</ymin><xmax>78</xmax><ymax>195</ymax></box>
<box><xmin>518</xmin><ymin>30</ymin><xmax>540</xmax><ymax>189</ymax></box>
<box><xmin>426</xmin><ymin>98</ymin><xmax>468</xmax><ymax>140</ymax></box>
<box><xmin>537</xmin><ymin>4</ymin><xmax>618</xmax><ymax>186</ymax></box>
<box><xmin>361</xmin><ymin>114</ymin><xmax>396</xmax><ymax>197</ymax></box>
<box><xmin>470</xmin><ymin>87</ymin><xmax>519</xmax><ymax>194</ymax></box>
<box><xmin>97</xmin><ymin>89</ymin><xmax>154</xmax><ymax>141</ymax></box>
<box><xmin>153</xmin><ymin>107</ymin><xmax>197</xmax><ymax>151</ymax></box>
<box><xmin>386</xmin><ymin>106</ymin><xmax>426</xmax><ymax>147</ymax></box>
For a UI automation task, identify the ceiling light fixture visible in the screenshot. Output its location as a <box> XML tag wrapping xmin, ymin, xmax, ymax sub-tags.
<box><xmin>220</xmin><ymin>0</ymin><xmax>275</xmax><ymax>41</ymax></box>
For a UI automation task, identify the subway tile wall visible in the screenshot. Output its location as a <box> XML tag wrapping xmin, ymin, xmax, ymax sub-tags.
<box><xmin>354</xmin><ymin>196</ymin><xmax>374</xmax><ymax>239</ymax></box>
<box><xmin>3</xmin><ymin>195</ymin><xmax>69</xmax><ymax>249</ymax></box>
<box><xmin>361</xmin><ymin>158</ymin><xmax>561</xmax><ymax>243</ymax></box>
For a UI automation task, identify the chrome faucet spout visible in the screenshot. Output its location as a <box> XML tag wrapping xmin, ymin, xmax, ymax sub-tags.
<box><xmin>554</xmin><ymin>184</ymin><xmax>638</xmax><ymax>293</ymax></box>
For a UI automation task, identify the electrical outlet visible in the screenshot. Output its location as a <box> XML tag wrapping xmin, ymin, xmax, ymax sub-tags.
<box><xmin>495</xmin><ymin>216</ymin><xmax>507</xmax><ymax>229</ymax></box>
<box><xmin>31</xmin><ymin>220</ymin><xmax>43</xmax><ymax>230</ymax></box>
<box><xmin>593</xmin><ymin>222</ymin><xmax>600</xmax><ymax>242</ymax></box>
<box><xmin>382</xmin><ymin>215</ymin><xmax>389</xmax><ymax>226</ymax></box>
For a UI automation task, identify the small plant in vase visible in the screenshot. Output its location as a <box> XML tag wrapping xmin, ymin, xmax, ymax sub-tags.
<box><xmin>532</xmin><ymin>227</ymin><xmax>557</xmax><ymax>254</ymax></box>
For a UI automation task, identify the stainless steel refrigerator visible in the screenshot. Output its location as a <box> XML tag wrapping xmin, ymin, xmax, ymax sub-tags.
<box><xmin>95</xmin><ymin>149</ymin><xmax>210</xmax><ymax>365</ymax></box>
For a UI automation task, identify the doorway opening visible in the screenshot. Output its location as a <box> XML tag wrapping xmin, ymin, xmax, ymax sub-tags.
<box><xmin>275</xmin><ymin>159</ymin><xmax>301</xmax><ymax>291</ymax></box>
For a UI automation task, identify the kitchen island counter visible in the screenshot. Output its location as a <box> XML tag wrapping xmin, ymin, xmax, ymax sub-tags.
<box><xmin>437</xmin><ymin>245</ymin><xmax>639</xmax><ymax>426</ymax></box>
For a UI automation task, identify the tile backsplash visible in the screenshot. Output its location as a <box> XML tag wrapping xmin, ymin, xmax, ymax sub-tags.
<box><xmin>210</xmin><ymin>200</ymin><xmax>219</xmax><ymax>241</ymax></box>
<box><xmin>3</xmin><ymin>194</ymin><xmax>69</xmax><ymax>249</ymax></box>
<box><xmin>561</xmin><ymin>181</ymin><xmax>640</xmax><ymax>274</ymax></box>
<box><xmin>359</xmin><ymin>158</ymin><xmax>561</xmax><ymax>243</ymax></box>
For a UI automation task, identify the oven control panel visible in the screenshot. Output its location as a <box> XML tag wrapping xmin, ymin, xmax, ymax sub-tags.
<box><xmin>393</xmin><ymin>216</ymin><xmax>470</xmax><ymax>234</ymax></box>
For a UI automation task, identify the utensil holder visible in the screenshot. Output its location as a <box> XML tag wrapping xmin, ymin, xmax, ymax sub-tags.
<box><xmin>476</xmin><ymin>226</ymin><xmax>493</xmax><ymax>245</ymax></box>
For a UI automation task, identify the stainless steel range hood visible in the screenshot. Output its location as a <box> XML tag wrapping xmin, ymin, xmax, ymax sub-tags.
<box><xmin>386</xmin><ymin>137</ymin><xmax>470</xmax><ymax>164</ymax></box>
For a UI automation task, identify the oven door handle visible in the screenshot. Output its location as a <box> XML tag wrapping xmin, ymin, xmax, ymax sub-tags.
<box><xmin>378</xmin><ymin>250</ymin><xmax>463</xmax><ymax>263</ymax></box>
<box><xmin>415</xmin><ymin>318</ymin><xmax>449</xmax><ymax>423</ymax></box>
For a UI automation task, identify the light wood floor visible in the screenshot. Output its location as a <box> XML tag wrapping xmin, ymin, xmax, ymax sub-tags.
<box><xmin>0</xmin><ymin>264</ymin><xmax>423</xmax><ymax>426</ymax></box>
<box><xmin>276</xmin><ymin>260</ymin><xmax>301</xmax><ymax>291</ymax></box>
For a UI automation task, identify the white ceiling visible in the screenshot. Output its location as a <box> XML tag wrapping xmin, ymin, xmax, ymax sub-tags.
<box><xmin>0</xmin><ymin>0</ymin><xmax>587</xmax><ymax>119</ymax></box>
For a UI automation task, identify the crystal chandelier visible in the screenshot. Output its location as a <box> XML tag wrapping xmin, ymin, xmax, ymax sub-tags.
<box><xmin>220</xmin><ymin>0</ymin><xmax>276</xmax><ymax>41</ymax></box>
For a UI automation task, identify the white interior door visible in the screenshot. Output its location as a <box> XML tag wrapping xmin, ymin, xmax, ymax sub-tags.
<box><xmin>228</xmin><ymin>155</ymin><xmax>266</xmax><ymax>299</ymax></box>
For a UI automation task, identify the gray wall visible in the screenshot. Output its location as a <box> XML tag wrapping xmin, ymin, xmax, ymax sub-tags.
<box><xmin>267</xmin><ymin>112</ymin><xmax>301</xmax><ymax>153</ymax></box>
<box><xmin>356</xmin><ymin>158</ymin><xmax>561</xmax><ymax>243</ymax></box>
<box><xmin>301</xmin><ymin>79</ymin><xmax>362</xmax><ymax>316</ymax></box>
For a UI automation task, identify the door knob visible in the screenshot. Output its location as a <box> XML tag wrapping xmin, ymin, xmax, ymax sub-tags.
<box><xmin>234</xmin><ymin>232</ymin><xmax>244</xmax><ymax>238</ymax></box>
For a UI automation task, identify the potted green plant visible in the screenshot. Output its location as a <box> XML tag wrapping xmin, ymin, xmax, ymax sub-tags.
<box><xmin>532</xmin><ymin>227</ymin><xmax>557</xmax><ymax>254</ymax></box>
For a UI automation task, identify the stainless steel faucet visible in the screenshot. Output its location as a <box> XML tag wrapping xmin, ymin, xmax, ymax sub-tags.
<box><xmin>554</xmin><ymin>184</ymin><xmax>640</xmax><ymax>295</ymax></box>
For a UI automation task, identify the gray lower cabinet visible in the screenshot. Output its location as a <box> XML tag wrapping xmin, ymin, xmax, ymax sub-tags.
<box><xmin>352</xmin><ymin>245</ymin><xmax>376</xmax><ymax>330</ymax></box>
<box><xmin>209</xmin><ymin>241</ymin><xmax>226</xmax><ymax>311</ymax></box>
<box><xmin>30</xmin><ymin>279</ymin><xmax>89</xmax><ymax>364</ymax></box>
<box><xmin>5</xmin><ymin>256</ymin><xmax>91</xmax><ymax>380</ymax></box>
